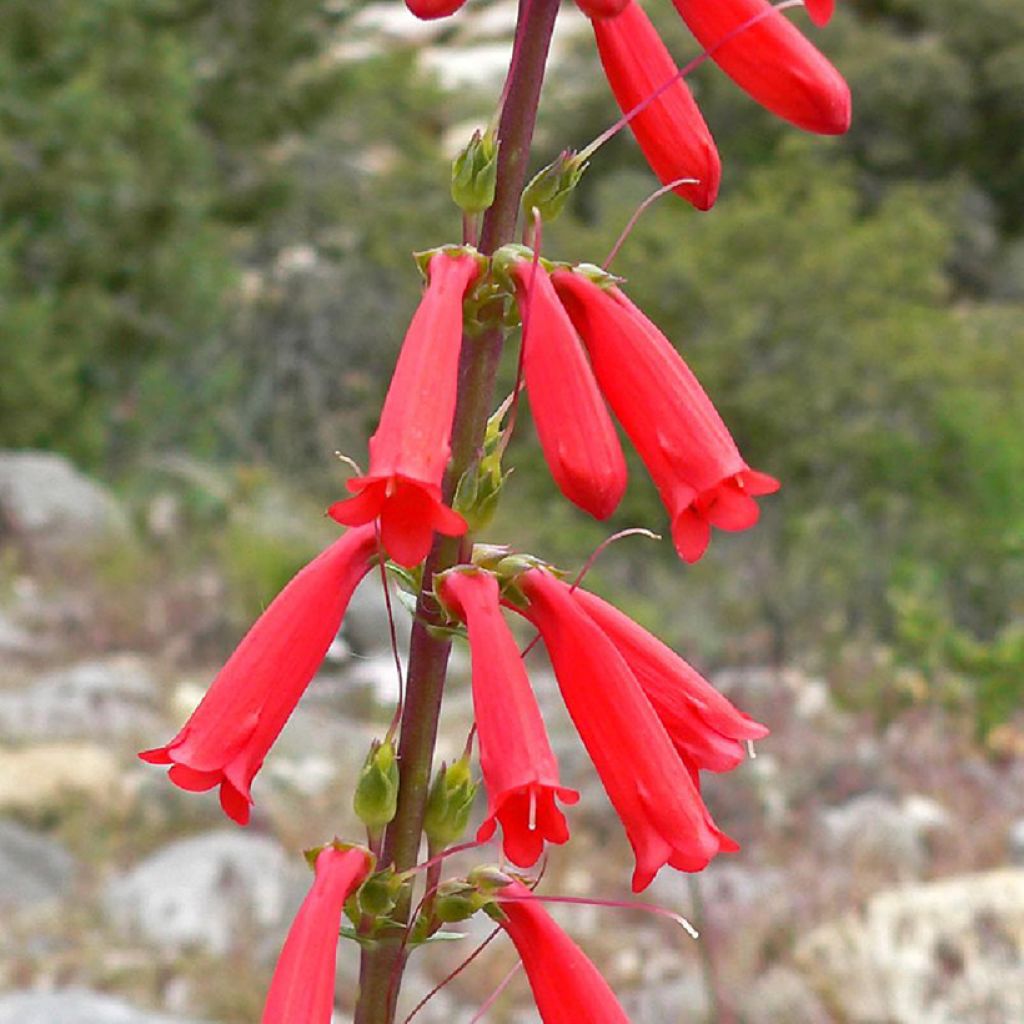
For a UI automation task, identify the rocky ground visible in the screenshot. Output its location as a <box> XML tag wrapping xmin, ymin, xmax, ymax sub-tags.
<box><xmin>1</xmin><ymin>450</ymin><xmax>1023</xmax><ymax>1023</ymax></box>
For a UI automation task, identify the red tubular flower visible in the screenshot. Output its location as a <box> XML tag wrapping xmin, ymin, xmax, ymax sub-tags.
<box><xmin>518</xmin><ymin>568</ymin><xmax>736</xmax><ymax>891</ymax></box>
<box><xmin>572</xmin><ymin>586</ymin><xmax>768</xmax><ymax>772</ymax></box>
<box><xmin>805</xmin><ymin>0</ymin><xmax>835</xmax><ymax>28</ymax></box>
<box><xmin>438</xmin><ymin>569</ymin><xmax>578</xmax><ymax>867</ymax></box>
<box><xmin>670</xmin><ymin>0</ymin><xmax>850</xmax><ymax>134</ymax></box>
<box><xmin>592</xmin><ymin>2</ymin><xmax>721</xmax><ymax>211</ymax></box>
<box><xmin>575</xmin><ymin>0</ymin><xmax>630</xmax><ymax>17</ymax></box>
<box><xmin>509</xmin><ymin>259</ymin><xmax>627</xmax><ymax>520</ymax></box>
<box><xmin>261</xmin><ymin>846</ymin><xmax>372</xmax><ymax>1024</ymax></box>
<box><xmin>329</xmin><ymin>249</ymin><xmax>480</xmax><ymax>568</ymax></box>
<box><xmin>493</xmin><ymin>880</ymin><xmax>632</xmax><ymax>1023</ymax></box>
<box><xmin>552</xmin><ymin>267</ymin><xmax>779</xmax><ymax>563</ymax></box>
<box><xmin>139</xmin><ymin>525</ymin><xmax>379</xmax><ymax>824</ymax></box>
<box><xmin>405</xmin><ymin>0</ymin><xmax>469</xmax><ymax>18</ymax></box>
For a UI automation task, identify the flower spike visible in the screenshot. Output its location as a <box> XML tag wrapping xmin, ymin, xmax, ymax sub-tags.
<box><xmin>140</xmin><ymin>525</ymin><xmax>379</xmax><ymax>823</ymax></box>
<box><xmin>438</xmin><ymin>568</ymin><xmax>579</xmax><ymax>867</ymax></box>
<box><xmin>592</xmin><ymin>2</ymin><xmax>721</xmax><ymax>211</ymax></box>
<box><xmin>329</xmin><ymin>249</ymin><xmax>480</xmax><ymax>567</ymax></box>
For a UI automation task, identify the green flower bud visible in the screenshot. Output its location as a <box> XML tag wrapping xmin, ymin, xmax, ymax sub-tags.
<box><xmin>423</xmin><ymin>755</ymin><xmax>478</xmax><ymax>848</ymax></box>
<box><xmin>353</xmin><ymin>738</ymin><xmax>399</xmax><ymax>829</ymax></box>
<box><xmin>521</xmin><ymin>150</ymin><xmax>588</xmax><ymax>223</ymax></box>
<box><xmin>431</xmin><ymin>881</ymin><xmax>486</xmax><ymax>924</ymax></box>
<box><xmin>451</xmin><ymin>129</ymin><xmax>500</xmax><ymax>214</ymax></box>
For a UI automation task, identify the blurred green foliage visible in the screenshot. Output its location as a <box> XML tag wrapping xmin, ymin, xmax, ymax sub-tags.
<box><xmin>0</xmin><ymin>0</ymin><xmax>1021</xmax><ymax>732</ymax></box>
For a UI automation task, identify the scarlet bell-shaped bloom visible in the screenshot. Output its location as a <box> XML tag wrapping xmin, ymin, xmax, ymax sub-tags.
<box><xmin>329</xmin><ymin>249</ymin><xmax>480</xmax><ymax>568</ymax></box>
<box><xmin>805</xmin><ymin>0</ymin><xmax>835</xmax><ymax>28</ymax></box>
<box><xmin>438</xmin><ymin>569</ymin><xmax>578</xmax><ymax>867</ymax></box>
<box><xmin>572</xmin><ymin>586</ymin><xmax>768</xmax><ymax>772</ymax></box>
<box><xmin>671</xmin><ymin>0</ymin><xmax>850</xmax><ymax>134</ymax></box>
<box><xmin>575</xmin><ymin>0</ymin><xmax>630</xmax><ymax>18</ymax></box>
<box><xmin>552</xmin><ymin>267</ymin><xmax>779</xmax><ymax>563</ymax></box>
<box><xmin>518</xmin><ymin>568</ymin><xmax>736</xmax><ymax>891</ymax></box>
<box><xmin>592</xmin><ymin>2</ymin><xmax>721</xmax><ymax>211</ymax></box>
<box><xmin>261</xmin><ymin>845</ymin><xmax>372</xmax><ymax>1024</ymax></box>
<box><xmin>494</xmin><ymin>880</ymin><xmax>632</xmax><ymax>1023</ymax></box>
<box><xmin>405</xmin><ymin>0</ymin><xmax>469</xmax><ymax>20</ymax></box>
<box><xmin>140</xmin><ymin>525</ymin><xmax>378</xmax><ymax>824</ymax></box>
<box><xmin>509</xmin><ymin>259</ymin><xmax>627</xmax><ymax>520</ymax></box>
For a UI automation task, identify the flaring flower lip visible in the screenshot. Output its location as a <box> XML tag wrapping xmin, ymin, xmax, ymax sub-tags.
<box><xmin>551</xmin><ymin>268</ymin><xmax>779</xmax><ymax>563</ymax></box>
<box><xmin>328</xmin><ymin>473</ymin><xmax>466</xmax><ymax>569</ymax></box>
<box><xmin>592</xmin><ymin>2</ymin><xmax>721</xmax><ymax>211</ymax></box>
<box><xmin>139</xmin><ymin>525</ymin><xmax>379</xmax><ymax>824</ymax></box>
<box><xmin>261</xmin><ymin>845</ymin><xmax>372</xmax><ymax>1024</ymax></box>
<box><xmin>517</xmin><ymin>568</ymin><xmax>737</xmax><ymax>891</ymax></box>
<box><xmin>495</xmin><ymin>880</ymin><xmax>632</xmax><ymax>1022</ymax></box>
<box><xmin>438</xmin><ymin>569</ymin><xmax>578</xmax><ymax>867</ymax></box>
<box><xmin>670</xmin><ymin>0</ymin><xmax>851</xmax><ymax>134</ymax></box>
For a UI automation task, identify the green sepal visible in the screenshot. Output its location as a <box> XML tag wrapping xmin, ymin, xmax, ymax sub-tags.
<box><xmin>302</xmin><ymin>838</ymin><xmax>371</xmax><ymax>872</ymax></box>
<box><xmin>521</xmin><ymin>150</ymin><xmax>588</xmax><ymax>223</ymax></box>
<box><xmin>423</xmin><ymin>754</ymin><xmax>479</xmax><ymax>849</ymax></box>
<box><xmin>353</xmin><ymin>738</ymin><xmax>400</xmax><ymax>829</ymax></box>
<box><xmin>412</xmin><ymin>244</ymin><xmax>487</xmax><ymax>281</ymax></box>
<box><xmin>569</xmin><ymin>261</ymin><xmax>624</xmax><ymax>289</ymax></box>
<box><xmin>451</xmin><ymin>129</ymin><xmax>500</xmax><ymax>214</ymax></box>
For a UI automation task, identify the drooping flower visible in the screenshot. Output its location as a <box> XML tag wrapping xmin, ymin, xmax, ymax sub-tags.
<box><xmin>493</xmin><ymin>880</ymin><xmax>632</xmax><ymax>1023</ymax></box>
<box><xmin>805</xmin><ymin>0</ymin><xmax>835</xmax><ymax>28</ymax></box>
<box><xmin>670</xmin><ymin>0</ymin><xmax>850</xmax><ymax>134</ymax></box>
<box><xmin>518</xmin><ymin>568</ymin><xmax>736</xmax><ymax>891</ymax></box>
<box><xmin>572</xmin><ymin>586</ymin><xmax>768</xmax><ymax>772</ymax></box>
<box><xmin>574</xmin><ymin>0</ymin><xmax>630</xmax><ymax>18</ymax></box>
<box><xmin>508</xmin><ymin>257</ymin><xmax>627</xmax><ymax>520</ymax></box>
<box><xmin>405</xmin><ymin>0</ymin><xmax>469</xmax><ymax>18</ymax></box>
<box><xmin>552</xmin><ymin>267</ymin><xmax>779</xmax><ymax>563</ymax></box>
<box><xmin>261</xmin><ymin>845</ymin><xmax>372</xmax><ymax>1024</ymax></box>
<box><xmin>140</xmin><ymin>525</ymin><xmax>379</xmax><ymax>824</ymax></box>
<box><xmin>592</xmin><ymin>2</ymin><xmax>721</xmax><ymax>211</ymax></box>
<box><xmin>438</xmin><ymin>569</ymin><xmax>578</xmax><ymax>867</ymax></box>
<box><xmin>329</xmin><ymin>249</ymin><xmax>481</xmax><ymax>568</ymax></box>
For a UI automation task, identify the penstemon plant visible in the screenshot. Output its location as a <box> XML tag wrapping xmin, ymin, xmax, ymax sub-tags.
<box><xmin>140</xmin><ymin>0</ymin><xmax>850</xmax><ymax>1020</ymax></box>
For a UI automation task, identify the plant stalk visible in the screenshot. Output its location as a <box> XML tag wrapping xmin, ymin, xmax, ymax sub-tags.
<box><xmin>353</xmin><ymin>0</ymin><xmax>560</xmax><ymax>1019</ymax></box>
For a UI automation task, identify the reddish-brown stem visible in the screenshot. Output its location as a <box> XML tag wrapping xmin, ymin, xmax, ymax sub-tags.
<box><xmin>352</xmin><ymin>0</ymin><xmax>561</xmax><ymax>1019</ymax></box>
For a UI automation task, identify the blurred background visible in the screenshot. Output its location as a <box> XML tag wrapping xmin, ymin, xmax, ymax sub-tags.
<box><xmin>1</xmin><ymin>0</ymin><xmax>1022</xmax><ymax>1021</ymax></box>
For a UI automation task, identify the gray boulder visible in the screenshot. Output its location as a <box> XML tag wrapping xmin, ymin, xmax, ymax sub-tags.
<box><xmin>104</xmin><ymin>831</ymin><xmax>304</xmax><ymax>956</ymax></box>
<box><xmin>0</xmin><ymin>990</ymin><xmax>207</xmax><ymax>1024</ymax></box>
<box><xmin>0</xmin><ymin>450</ymin><xmax>129</xmax><ymax>548</ymax></box>
<box><xmin>0</xmin><ymin>655</ymin><xmax>161</xmax><ymax>742</ymax></box>
<box><xmin>0</xmin><ymin>818</ymin><xmax>77</xmax><ymax>911</ymax></box>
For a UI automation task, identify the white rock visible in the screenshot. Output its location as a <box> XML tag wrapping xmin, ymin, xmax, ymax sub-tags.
<box><xmin>0</xmin><ymin>655</ymin><xmax>160</xmax><ymax>742</ymax></box>
<box><xmin>0</xmin><ymin>450</ymin><xmax>129</xmax><ymax>546</ymax></box>
<box><xmin>0</xmin><ymin>742</ymin><xmax>124</xmax><ymax>812</ymax></box>
<box><xmin>0</xmin><ymin>819</ymin><xmax>77</xmax><ymax>912</ymax></box>
<box><xmin>0</xmin><ymin>990</ymin><xmax>207</xmax><ymax>1024</ymax></box>
<box><xmin>797</xmin><ymin>869</ymin><xmax>1024</xmax><ymax>1024</ymax></box>
<box><xmin>104</xmin><ymin>831</ymin><xmax>304</xmax><ymax>956</ymax></box>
